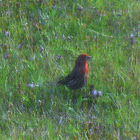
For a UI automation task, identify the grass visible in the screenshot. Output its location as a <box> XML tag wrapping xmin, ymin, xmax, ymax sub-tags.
<box><xmin>0</xmin><ymin>0</ymin><xmax>139</xmax><ymax>139</ymax></box>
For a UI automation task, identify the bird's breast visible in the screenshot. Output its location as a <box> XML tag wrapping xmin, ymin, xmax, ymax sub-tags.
<box><xmin>83</xmin><ymin>63</ymin><xmax>88</xmax><ymax>74</ymax></box>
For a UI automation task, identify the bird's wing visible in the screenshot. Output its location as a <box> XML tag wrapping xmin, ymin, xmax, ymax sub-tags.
<box><xmin>57</xmin><ymin>72</ymin><xmax>76</xmax><ymax>85</ymax></box>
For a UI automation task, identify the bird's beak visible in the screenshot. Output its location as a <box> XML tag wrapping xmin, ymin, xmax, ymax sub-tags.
<box><xmin>87</xmin><ymin>56</ymin><xmax>91</xmax><ymax>60</ymax></box>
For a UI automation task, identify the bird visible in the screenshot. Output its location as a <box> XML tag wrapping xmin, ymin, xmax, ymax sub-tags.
<box><xmin>57</xmin><ymin>54</ymin><xmax>91</xmax><ymax>90</ymax></box>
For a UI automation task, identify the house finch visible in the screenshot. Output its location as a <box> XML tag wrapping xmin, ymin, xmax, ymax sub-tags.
<box><xmin>57</xmin><ymin>54</ymin><xmax>91</xmax><ymax>90</ymax></box>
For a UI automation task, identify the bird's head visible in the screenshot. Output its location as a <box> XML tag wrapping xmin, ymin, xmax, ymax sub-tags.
<box><xmin>75</xmin><ymin>54</ymin><xmax>91</xmax><ymax>66</ymax></box>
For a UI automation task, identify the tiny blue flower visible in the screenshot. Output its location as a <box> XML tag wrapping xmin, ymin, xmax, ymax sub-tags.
<box><xmin>57</xmin><ymin>55</ymin><xmax>61</xmax><ymax>59</ymax></box>
<box><xmin>130</xmin><ymin>33</ymin><xmax>133</xmax><ymax>39</ymax></box>
<box><xmin>92</xmin><ymin>90</ymin><xmax>97</xmax><ymax>96</ymax></box>
<box><xmin>130</xmin><ymin>33</ymin><xmax>136</xmax><ymax>44</ymax></box>
<box><xmin>5</xmin><ymin>31</ymin><xmax>10</xmax><ymax>36</ymax></box>
<box><xmin>89</xmin><ymin>129</ymin><xmax>93</xmax><ymax>135</ymax></box>
<box><xmin>98</xmin><ymin>91</ymin><xmax>103</xmax><ymax>96</ymax></box>
<box><xmin>28</xmin><ymin>84</ymin><xmax>34</xmax><ymax>88</ymax></box>
<box><xmin>18</xmin><ymin>44</ymin><xmax>21</xmax><ymax>48</ymax></box>
<box><xmin>36</xmin><ymin>83</ymin><xmax>39</xmax><ymax>87</ymax></box>
<box><xmin>128</xmin><ymin>57</ymin><xmax>131</xmax><ymax>62</ymax></box>
<box><xmin>85</xmin><ymin>8</ymin><xmax>87</xmax><ymax>11</ymax></box>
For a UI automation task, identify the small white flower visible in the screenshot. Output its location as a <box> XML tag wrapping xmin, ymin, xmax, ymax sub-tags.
<box><xmin>29</xmin><ymin>127</ymin><xmax>33</xmax><ymax>132</ymax></box>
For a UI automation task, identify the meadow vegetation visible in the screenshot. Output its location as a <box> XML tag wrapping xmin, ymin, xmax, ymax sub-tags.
<box><xmin>0</xmin><ymin>0</ymin><xmax>139</xmax><ymax>139</ymax></box>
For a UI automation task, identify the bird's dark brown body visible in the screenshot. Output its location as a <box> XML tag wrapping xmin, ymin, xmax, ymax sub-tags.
<box><xmin>57</xmin><ymin>54</ymin><xmax>91</xmax><ymax>90</ymax></box>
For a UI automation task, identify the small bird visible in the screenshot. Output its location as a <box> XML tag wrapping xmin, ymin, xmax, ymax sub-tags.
<box><xmin>57</xmin><ymin>54</ymin><xmax>91</xmax><ymax>90</ymax></box>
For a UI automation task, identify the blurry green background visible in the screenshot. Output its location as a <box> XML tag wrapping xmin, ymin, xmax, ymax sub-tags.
<box><xmin>0</xmin><ymin>0</ymin><xmax>139</xmax><ymax>139</ymax></box>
